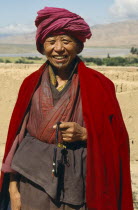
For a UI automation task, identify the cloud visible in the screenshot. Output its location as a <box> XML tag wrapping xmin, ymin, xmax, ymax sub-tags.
<box><xmin>0</xmin><ymin>23</ymin><xmax>35</xmax><ymax>35</ymax></box>
<box><xmin>110</xmin><ymin>0</ymin><xmax>138</xmax><ymax>20</ymax></box>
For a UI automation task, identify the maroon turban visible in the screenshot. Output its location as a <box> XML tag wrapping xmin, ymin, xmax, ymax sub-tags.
<box><xmin>35</xmin><ymin>7</ymin><xmax>92</xmax><ymax>54</ymax></box>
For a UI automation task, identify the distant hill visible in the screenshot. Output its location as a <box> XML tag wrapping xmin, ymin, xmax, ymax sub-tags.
<box><xmin>0</xmin><ymin>32</ymin><xmax>35</xmax><ymax>45</ymax></box>
<box><xmin>86</xmin><ymin>20</ymin><xmax>138</xmax><ymax>47</ymax></box>
<box><xmin>0</xmin><ymin>20</ymin><xmax>138</xmax><ymax>47</ymax></box>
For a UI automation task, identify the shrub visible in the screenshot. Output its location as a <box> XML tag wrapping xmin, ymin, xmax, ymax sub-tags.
<box><xmin>79</xmin><ymin>55</ymin><xmax>138</xmax><ymax>66</ymax></box>
<box><xmin>27</xmin><ymin>56</ymin><xmax>42</xmax><ymax>60</ymax></box>
<box><xmin>130</xmin><ymin>47</ymin><xmax>138</xmax><ymax>55</ymax></box>
<box><xmin>5</xmin><ymin>59</ymin><xmax>11</xmax><ymax>63</ymax></box>
<box><xmin>15</xmin><ymin>58</ymin><xmax>34</xmax><ymax>64</ymax></box>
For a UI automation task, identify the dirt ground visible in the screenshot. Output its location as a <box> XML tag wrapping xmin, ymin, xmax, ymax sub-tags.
<box><xmin>0</xmin><ymin>63</ymin><xmax>138</xmax><ymax>208</ymax></box>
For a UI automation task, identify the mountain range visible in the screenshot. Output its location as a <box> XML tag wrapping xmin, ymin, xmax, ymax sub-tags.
<box><xmin>0</xmin><ymin>20</ymin><xmax>138</xmax><ymax>48</ymax></box>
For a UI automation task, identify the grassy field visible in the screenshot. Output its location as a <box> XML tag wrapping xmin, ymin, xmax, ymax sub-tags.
<box><xmin>0</xmin><ymin>49</ymin><xmax>138</xmax><ymax>67</ymax></box>
<box><xmin>1</xmin><ymin>56</ymin><xmax>138</xmax><ymax>66</ymax></box>
<box><xmin>0</xmin><ymin>56</ymin><xmax>46</xmax><ymax>64</ymax></box>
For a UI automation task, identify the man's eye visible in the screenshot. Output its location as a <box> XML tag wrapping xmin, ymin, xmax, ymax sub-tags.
<box><xmin>46</xmin><ymin>40</ymin><xmax>55</xmax><ymax>44</ymax></box>
<box><xmin>49</xmin><ymin>41</ymin><xmax>55</xmax><ymax>44</ymax></box>
<box><xmin>63</xmin><ymin>40</ymin><xmax>71</xmax><ymax>44</ymax></box>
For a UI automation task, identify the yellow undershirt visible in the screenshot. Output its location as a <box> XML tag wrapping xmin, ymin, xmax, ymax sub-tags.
<box><xmin>49</xmin><ymin>65</ymin><xmax>68</xmax><ymax>92</ymax></box>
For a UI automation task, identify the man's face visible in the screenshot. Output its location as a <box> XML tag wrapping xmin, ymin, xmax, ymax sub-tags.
<box><xmin>43</xmin><ymin>35</ymin><xmax>80</xmax><ymax>70</ymax></box>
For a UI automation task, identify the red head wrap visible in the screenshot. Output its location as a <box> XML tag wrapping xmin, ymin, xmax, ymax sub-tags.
<box><xmin>35</xmin><ymin>7</ymin><xmax>92</xmax><ymax>54</ymax></box>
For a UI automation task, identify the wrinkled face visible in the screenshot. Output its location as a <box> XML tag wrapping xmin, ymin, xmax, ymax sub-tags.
<box><xmin>43</xmin><ymin>34</ymin><xmax>81</xmax><ymax>70</ymax></box>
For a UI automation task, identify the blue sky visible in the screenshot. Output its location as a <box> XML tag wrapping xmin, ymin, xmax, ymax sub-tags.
<box><xmin>0</xmin><ymin>0</ymin><xmax>138</xmax><ymax>34</ymax></box>
<box><xmin>1</xmin><ymin>0</ymin><xmax>113</xmax><ymax>26</ymax></box>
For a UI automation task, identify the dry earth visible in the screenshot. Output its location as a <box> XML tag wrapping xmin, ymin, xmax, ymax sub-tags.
<box><xmin>0</xmin><ymin>63</ymin><xmax>138</xmax><ymax>208</ymax></box>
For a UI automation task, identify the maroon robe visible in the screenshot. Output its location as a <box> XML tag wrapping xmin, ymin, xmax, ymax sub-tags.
<box><xmin>0</xmin><ymin>60</ymin><xmax>133</xmax><ymax>209</ymax></box>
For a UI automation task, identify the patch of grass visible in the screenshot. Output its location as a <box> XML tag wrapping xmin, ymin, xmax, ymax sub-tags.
<box><xmin>0</xmin><ymin>56</ymin><xmax>46</xmax><ymax>64</ymax></box>
<box><xmin>1</xmin><ymin>55</ymin><xmax>138</xmax><ymax>66</ymax></box>
<box><xmin>79</xmin><ymin>55</ymin><xmax>138</xmax><ymax>66</ymax></box>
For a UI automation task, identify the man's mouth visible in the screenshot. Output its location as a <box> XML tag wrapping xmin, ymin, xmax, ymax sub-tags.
<box><xmin>52</xmin><ymin>55</ymin><xmax>68</xmax><ymax>60</ymax></box>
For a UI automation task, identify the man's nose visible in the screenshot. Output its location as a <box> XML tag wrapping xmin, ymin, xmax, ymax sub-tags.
<box><xmin>54</xmin><ymin>41</ymin><xmax>64</xmax><ymax>52</ymax></box>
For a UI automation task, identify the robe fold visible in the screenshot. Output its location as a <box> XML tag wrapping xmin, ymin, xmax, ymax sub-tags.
<box><xmin>0</xmin><ymin>59</ymin><xmax>133</xmax><ymax>210</ymax></box>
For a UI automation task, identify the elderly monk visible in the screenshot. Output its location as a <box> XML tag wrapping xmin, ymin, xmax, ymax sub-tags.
<box><xmin>0</xmin><ymin>7</ymin><xmax>133</xmax><ymax>210</ymax></box>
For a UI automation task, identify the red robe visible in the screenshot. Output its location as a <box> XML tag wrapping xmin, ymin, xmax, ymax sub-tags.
<box><xmin>0</xmin><ymin>60</ymin><xmax>133</xmax><ymax>209</ymax></box>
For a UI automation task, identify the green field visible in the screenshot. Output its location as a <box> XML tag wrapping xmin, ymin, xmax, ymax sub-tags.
<box><xmin>0</xmin><ymin>56</ymin><xmax>46</xmax><ymax>64</ymax></box>
<box><xmin>0</xmin><ymin>55</ymin><xmax>138</xmax><ymax>66</ymax></box>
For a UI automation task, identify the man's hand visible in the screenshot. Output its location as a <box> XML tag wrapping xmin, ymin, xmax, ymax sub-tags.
<box><xmin>53</xmin><ymin>122</ymin><xmax>87</xmax><ymax>142</ymax></box>
<box><xmin>9</xmin><ymin>174</ymin><xmax>21</xmax><ymax>210</ymax></box>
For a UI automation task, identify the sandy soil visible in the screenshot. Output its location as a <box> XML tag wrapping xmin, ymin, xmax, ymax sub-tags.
<box><xmin>0</xmin><ymin>63</ymin><xmax>138</xmax><ymax>208</ymax></box>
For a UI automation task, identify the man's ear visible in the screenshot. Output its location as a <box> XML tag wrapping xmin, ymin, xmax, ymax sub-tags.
<box><xmin>76</xmin><ymin>42</ymin><xmax>84</xmax><ymax>54</ymax></box>
<box><xmin>41</xmin><ymin>44</ymin><xmax>46</xmax><ymax>55</ymax></box>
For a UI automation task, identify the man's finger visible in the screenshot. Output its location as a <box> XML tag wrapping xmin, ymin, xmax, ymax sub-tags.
<box><xmin>60</xmin><ymin>122</ymin><xmax>74</xmax><ymax>129</ymax></box>
<box><xmin>53</xmin><ymin>122</ymin><xmax>75</xmax><ymax>129</ymax></box>
<box><xmin>53</xmin><ymin>122</ymin><xmax>63</xmax><ymax>129</ymax></box>
<box><xmin>62</xmin><ymin>133</ymin><xmax>73</xmax><ymax>138</ymax></box>
<box><xmin>62</xmin><ymin>137</ymin><xmax>73</xmax><ymax>142</ymax></box>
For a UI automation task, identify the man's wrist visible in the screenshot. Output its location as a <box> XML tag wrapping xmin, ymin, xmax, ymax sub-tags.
<box><xmin>9</xmin><ymin>173</ymin><xmax>20</xmax><ymax>194</ymax></box>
